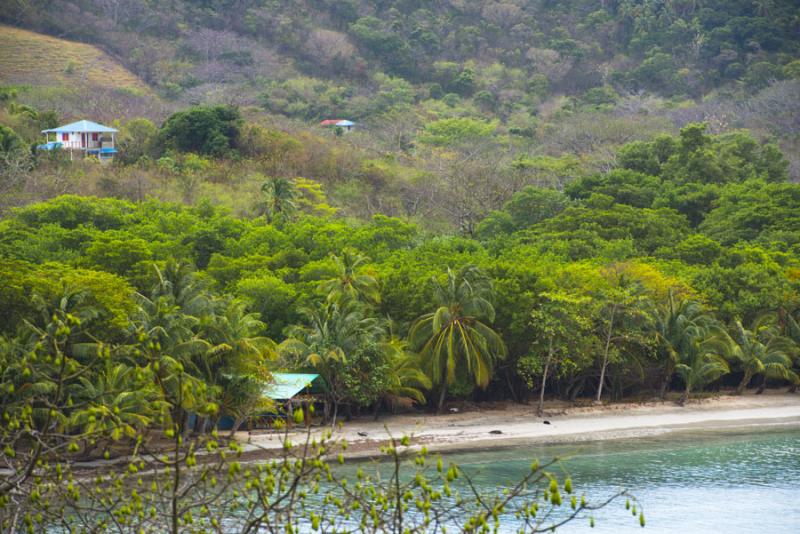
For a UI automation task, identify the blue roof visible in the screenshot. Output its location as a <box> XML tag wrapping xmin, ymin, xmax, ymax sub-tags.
<box><xmin>43</xmin><ymin>120</ymin><xmax>118</xmax><ymax>134</ymax></box>
<box><xmin>336</xmin><ymin>120</ymin><xmax>355</xmax><ymax>126</ymax></box>
<box><xmin>262</xmin><ymin>373</ymin><xmax>319</xmax><ymax>400</ymax></box>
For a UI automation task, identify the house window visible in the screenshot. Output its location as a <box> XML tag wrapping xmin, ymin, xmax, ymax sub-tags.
<box><xmin>92</xmin><ymin>133</ymin><xmax>99</xmax><ymax>141</ymax></box>
<box><xmin>62</xmin><ymin>133</ymin><xmax>69</xmax><ymax>142</ymax></box>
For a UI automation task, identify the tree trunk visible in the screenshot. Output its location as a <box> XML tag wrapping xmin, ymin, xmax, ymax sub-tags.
<box><xmin>195</xmin><ymin>416</ymin><xmax>210</xmax><ymax>435</ymax></box>
<box><xmin>678</xmin><ymin>385</ymin><xmax>690</xmax><ymax>406</ymax></box>
<box><xmin>228</xmin><ymin>415</ymin><xmax>246</xmax><ymax>438</ymax></box>
<box><xmin>659</xmin><ymin>361</ymin><xmax>674</xmax><ymax>399</ymax></box>
<box><xmin>569</xmin><ymin>378</ymin><xmax>585</xmax><ymax>402</ymax></box>
<box><xmin>538</xmin><ymin>338</ymin><xmax>553</xmax><ymax>417</ymax></box>
<box><xmin>756</xmin><ymin>375</ymin><xmax>766</xmax><ymax>394</ymax></box>
<box><xmin>596</xmin><ymin>304</ymin><xmax>617</xmax><ymax>403</ymax></box>
<box><xmin>373</xmin><ymin>400</ymin><xmax>381</xmax><ymax>421</ymax></box>
<box><xmin>180</xmin><ymin>409</ymin><xmax>191</xmax><ymax>439</ymax></box>
<box><xmin>505</xmin><ymin>369</ymin><xmax>519</xmax><ymax>403</ymax></box>
<box><xmin>330</xmin><ymin>401</ymin><xmax>339</xmax><ymax>429</ymax></box>
<box><xmin>736</xmin><ymin>370</ymin><xmax>753</xmax><ymax>394</ymax></box>
<box><xmin>437</xmin><ymin>384</ymin><xmax>447</xmax><ymax>415</ymax></box>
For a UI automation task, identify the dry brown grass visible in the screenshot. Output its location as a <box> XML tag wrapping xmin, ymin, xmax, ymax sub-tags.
<box><xmin>0</xmin><ymin>24</ymin><xmax>151</xmax><ymax>93</ymax></box>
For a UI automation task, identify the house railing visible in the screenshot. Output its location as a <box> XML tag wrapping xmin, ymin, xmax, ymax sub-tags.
<box><xmin>57</xmin><ymin>139</ymin><xmax>108</xmax><ymax>150</ymax></box>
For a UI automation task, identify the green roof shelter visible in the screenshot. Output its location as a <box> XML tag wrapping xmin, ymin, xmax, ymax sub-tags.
<box><xmin>263</xmin><ymin>373</ymin><xmax>320</xmax><ymax>400</ymax></box>
<box><xmin>260</xmin><ymin>373</ymin><xmax>324</xmax><ymax>429</ymax></box>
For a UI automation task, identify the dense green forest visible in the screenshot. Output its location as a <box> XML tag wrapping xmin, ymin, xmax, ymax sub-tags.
<box><xmin>2</xmin><ymin>120</ymin><xmax>797</xmax><ymax>532</ymax></box>
<box><xmin>3</xmin><ymin>121</ymin><xmax>799</xmax><ymax>422</ymax></box>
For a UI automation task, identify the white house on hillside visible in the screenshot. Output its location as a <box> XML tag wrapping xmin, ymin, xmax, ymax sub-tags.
<box><xmin>40</xmin><ymin>120</ymin><xmax>118</xmax><ymax>163</ymax></box>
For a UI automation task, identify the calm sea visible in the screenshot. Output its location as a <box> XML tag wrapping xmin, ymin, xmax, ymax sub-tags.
<box><xmin>434</xmin><ymin>425</ymin><xmax>800</xmax><ymax>533</ymax></box>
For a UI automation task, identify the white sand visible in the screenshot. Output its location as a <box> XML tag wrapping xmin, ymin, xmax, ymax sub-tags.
<box><xmin>240</xmin><ymin>392</ymin><xmax>800</xmax><ymax>456</ymax></box>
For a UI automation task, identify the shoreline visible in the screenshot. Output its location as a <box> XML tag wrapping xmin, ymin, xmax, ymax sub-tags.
<box><xmin>238</xmin><ymin>391</ymin><xmax>800</xmax><ymax>460</ymax></box>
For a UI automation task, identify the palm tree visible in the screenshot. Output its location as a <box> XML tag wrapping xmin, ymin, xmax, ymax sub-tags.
<box><xmin>674</xmin><ymin>323</ymin><xmax>733</xmax><ymax>404</ymax></box>
<box><xmin>133</xmin><ymin>271</ymin><xmax>217</xmax><ymax>432</ymax></box>
<box><xmin>260</xmin><ymin>176</ymin><xmax>298</xmax><ymax>223</ymax></box>
<box><xmin>320</xmin><ymin>250</ymin><xmax>381</xmax><ymax>306</ymax></box>
<box><xmin>730</xmin><ymin>318</ymin><xmax>798</xmax><ymax>394</ymax></box>
<box><xmin>134</xmin><ymin>293</ymin><xmax>206</xmax><ymax>361</ymax></box>
<box><xmin>778</xmin><ymin>307</ymin><xmax>800</xmax><ymax>343</ymax></box>
<box><xmin>409</xmin><ymin>266</ymin><xmax>506</xmax><ymax>414</ymax></box>
<box><xmin>654</xmin><ymin>291</ymin><xmax>716</xmax><ymax>398</ymax></box>
<box><xmin>753</xmin><ymin>0</ymin><xmax>774</xmax><ymax>17</ymax></box>
<box><xmin>376</xmin><ymin>337</ymin><xmax>431</xmax><ymax>416</ymax></box>
<box><xmin>279</xmin><ymin>299</ymin><xmax>384</xmax><ymax>426</ymax></box>
<box><xmin>130</xmin><ymin>298</ymin><xmax>210</xmax><ymax>432</ymax></box>
<box><xmin>777</xmin><ymin>307</ymin><xmax>800</xmax><ymax>391</ymax></box>
<box><xmin>72</xmin><ymin>361</ymin><xmax>161</xmax><ymax>443</ymax></box>
<box><xmin>201</xmin><ymin>299</ymin><xmax>276</xmax><ymax>434</ymax></box>
<box><xmin>150</xmin><ymin>260</ymin><xmax>210</xmax><ymax>317</ymax></box>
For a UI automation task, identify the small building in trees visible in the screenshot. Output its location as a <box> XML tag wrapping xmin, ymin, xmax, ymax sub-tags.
<box><xmin>40</xmin><ymin>120</ymin><xmax>118</xmax><ymax>163</ymax></box>
<box><xmin>263</xmin><ymin>373</ymin><xmax>323</xmax><ymax>426</ymax></box>
<box><xmin>319</xmin><ymin>119</ymin><xmax>356</xmax><ymax>133</ymax></box>
<box><xmin>217</xmin><ymin>373</ymin><xmax>324</xmax><ymax>432</ymax></box>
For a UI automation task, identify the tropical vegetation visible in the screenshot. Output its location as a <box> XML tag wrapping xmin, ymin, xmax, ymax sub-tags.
<box><xmin>1</xmin><ymin>2</ymin><xmax>799</xmax><ymax>530</ymax></box>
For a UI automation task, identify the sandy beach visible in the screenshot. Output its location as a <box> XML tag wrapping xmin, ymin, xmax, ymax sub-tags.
<box><xmin>238</xmin><ymin>392</ymin><xmax>800</xmax><ymax>458</ymax></box>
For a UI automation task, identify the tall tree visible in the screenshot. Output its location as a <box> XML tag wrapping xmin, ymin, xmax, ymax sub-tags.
<box><xmin>775</xmin><ymin>307</ymin><xmax>800</xmax><ymax>391</ymax></box>
<box><xmin>409</xmin><ymin>266</ymin><xmax>507</xmax><ymax>413</ymax></box>
<box><xmin>159</xmin><ymin>105</ymin><xmax>242</xmax><ymax>157</ymax></box>
<box><xmin>527</xmin><ymin>292</ymin><xmax>593</xmax><ymax>417</ymax></box>
<box><xmin>593</xmin><ymin>266</ymin><xmax>653</xmax><ymax>402</ymax></box>
<box><xmin>134</xmin><ymin>263</ymin><xmax>216</xmax><ymax>432</ymax></box>
<box><xmin>200</xmin><ymin>298</ymin><xmax>276</xmax><ymax>433</ymax></box>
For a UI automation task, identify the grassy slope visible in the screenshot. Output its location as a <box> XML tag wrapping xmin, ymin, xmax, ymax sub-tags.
<box><xmin>0</xmin><ymin>24</ymin><xmax>150</xmax><ymax>93</ymax></box>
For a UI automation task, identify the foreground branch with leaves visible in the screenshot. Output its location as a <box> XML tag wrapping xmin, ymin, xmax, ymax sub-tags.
<box><xmin>2</xmin><ymin>416</ymin><xmax>640</xmax><ymax>533</ymax></box>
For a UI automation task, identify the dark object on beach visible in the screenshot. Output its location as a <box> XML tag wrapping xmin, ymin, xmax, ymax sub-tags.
<box><xmin>357</xmin><ymin>431</ymin><xmax>368</xmax><ymax>437</ymax></box>
<box><xmin>489</xmin><ymin>430</ymin><xmax>503</xmax><ymax>435</ymax></box>
<box><xmin>543</xmin><ymin>420</ymin><xmax>551</xmax><ymax>425</ymax></box>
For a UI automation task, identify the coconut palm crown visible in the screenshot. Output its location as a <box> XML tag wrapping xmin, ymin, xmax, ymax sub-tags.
<box><xmin>409</xmin><ymin>265</ymin><xmax>506</xmax><ymax>413</ymax></box>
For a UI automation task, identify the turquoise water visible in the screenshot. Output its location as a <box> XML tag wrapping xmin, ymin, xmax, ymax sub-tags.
<box><xmin>434</xmin><ymin>425</ymin><xmax>800</xmax><ymax>533</ymax></box>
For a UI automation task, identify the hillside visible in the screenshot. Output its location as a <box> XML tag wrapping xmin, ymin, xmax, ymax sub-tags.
<box><xmin>0</xmin><ymin>24</ymin><xmax>150</xmax><ymax>93</ymax></box>
<box><xmin>2</xmin><ymin>1</ymin><xmax>797</xmax><ymax>169</ymax></box>
<box><xmin>0</xmin><ymin>24</ymin><xmax>159</xmax><ymax>120</ymax></box>
<box><xmin>0</xmin><ymin>1</ymin><xmax>798</xmax><ymax>220</ymax></box>
<box><xmin>3</xmin><ymin>1</ymin><xmax>798</xmax><ymax>114</ymax></box>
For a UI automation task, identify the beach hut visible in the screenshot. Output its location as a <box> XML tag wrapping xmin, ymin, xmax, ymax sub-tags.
<box><xmin>216</xmin><ymin>373</ymin><xmax>323</xmax><ymax>431</ymax></box>
<box><xmin>263</xmin><ymin>373</ymin><xmax>323</xmax><ymax>428</ymax></box>
<box><xmin>41</xmin><ymin>120</ymin><xmax>118</xmax><ymax>163</ymax></box>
